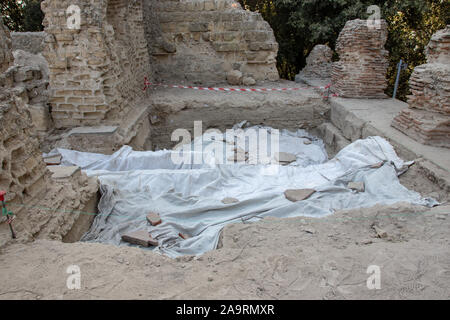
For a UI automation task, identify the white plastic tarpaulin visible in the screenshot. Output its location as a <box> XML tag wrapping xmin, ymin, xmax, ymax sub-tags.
<box><xmin>47</xmin><ymin>128</ymin><xmax>437</xmax><ymax>258</ymax></box>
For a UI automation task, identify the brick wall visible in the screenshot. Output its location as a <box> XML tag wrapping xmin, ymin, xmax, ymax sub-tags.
<box><xmin>392</xmin><ymin>26</ymin><xmax>450</xmax><ymax>148</ymax></box>
<box><xmin>331</xmin><ymin>19</ymin><xmax>389</xmax><ymax>98</ymax></box>
<box><xmin>41</xmin><ymin>0</ymin><xmax>151</xmax><ymax>128</ymax></box>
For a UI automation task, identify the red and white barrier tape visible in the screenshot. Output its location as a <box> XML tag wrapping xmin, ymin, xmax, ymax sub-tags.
<box><xmin>143</xmin><ymin>78</ymin><xmax>336</xmax><ymax>95</ymax></box>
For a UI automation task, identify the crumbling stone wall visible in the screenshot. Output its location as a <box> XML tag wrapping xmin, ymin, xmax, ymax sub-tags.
<box><xmin>0</xmin><ymin>91</ymin><xmax>49</xmax><ymax>209</ymax></box>
<box><xmin>41</xmin><ymin>0</ymin><xmax>151</xmax><ymax>128</ymax></box>
<box><xmin>146</xmin><ymin>0</ymin><xmax>279</xmax><ymax>85</ymax></box>
<box><xmin>9</xmin><ymin>63</ymin><xmax>50</xmax><ymax>133</ymax></box>
<box><xmin>332</xmin><ymin>19</ymin><xmax>389</xmax><ymax>98</ymax></box>
<box><xmin>392</xmin><ymin>26</ymin><xmax>450</xmax><ymax>148</ymax></box>
<box><xmin>0</xmin><ymin>17</ymin><xmax>50</xmax><ymax>212</ymax></box>
<box><xmin>3</xmin><ymin>31</ymin><xmax>51</xmax><ymax>133</ymax></box>
<box><xmin>1</xmin><ymin>18</ymin><xmax>98</xmax><ymax>245</ymax></box>
<box><xmin>297</xmin><ymin>44</ymin><xmax>333</xmax><ymax>80</ymax></box>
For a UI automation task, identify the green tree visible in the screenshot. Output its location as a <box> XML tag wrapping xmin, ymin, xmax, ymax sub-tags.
<box><xmin>239</xmin><ymin>0</ymin><xmax>449</xmax><ymax>100</ymax></box>
<box><xmin>1</xmin><ymin>0</ymin><xmax>24</xmax><ymax>31</ymax></box>
<box><xmin>22</xmin><ymin>0</ymin><xmax>44</xmax><ymax>31</ymax></box>
<box><xmin>1</xmin><ymin>0</ymin><xmax>44</xmax><ymax>32</ymax></box>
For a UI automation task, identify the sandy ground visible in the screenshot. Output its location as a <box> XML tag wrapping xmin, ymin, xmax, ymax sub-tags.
<box><xmin>0</xmin><ymin>201</ymin><xmax>448</xmax><ymax>300</ymax></box>
<box><xmin>0</xmin><ymin>149</ymin><xmax>448</xmax><ymax>300</ymax></box>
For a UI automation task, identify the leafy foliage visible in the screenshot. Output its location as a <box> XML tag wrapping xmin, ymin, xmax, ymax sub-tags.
<box><xmin>1</xmin><ymin>0</ymin><xmax>44</xmax><ymax>32</ymax></box>
<box><xmin>239</xmin><ymin>0</ymin><xmax>449</xmax><ymax>100</ymax></box>
<box><xmin>22</xmin><ymin>0</ymin><xmax>44</xmax><ymax>31</ymax></box>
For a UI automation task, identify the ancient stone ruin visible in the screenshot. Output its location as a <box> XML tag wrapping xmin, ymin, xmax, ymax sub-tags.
<box><xmin>1</xmin><ymin>1</ymin><xmax>450</xmax><ymax>301</ymax></box>
<box><xmin>34</xmin><ymin>0</ymin><xmax>283</xmax><ymax>153</ymax></box>
<box><xmin>296</xmin><ymin>44</ymin><xmax>333</xmax><ymax>81</ymax></box>
<box><xmin>146</xmin><ymin>0</ymin><xmax>279</xmax><ymax>85</ymax></box>
<box><xmin>41</xmin><ymin>0</ymin><xmax>152</xmax><ymax>138</ymax></box>
<box><xmin>391</xmin><ymin>26</ymin><xmax>450</xmax><ymax>148</ymax></box>
<box><xmin>332</xmin><ymin>19</ymin><xmax>389</xmax><ymax>98</ymax></box>
<box><xmin>0</xmin><ymin>17</ymin><xmax>97</xmax><ymax>245</ymax></box>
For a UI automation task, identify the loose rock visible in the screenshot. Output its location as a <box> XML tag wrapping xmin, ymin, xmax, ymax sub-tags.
<box><xmin>222</xmin><ymin>197</ymin><xmax>240</xmax><ymax>204</ymax></box>
<box><xmin>242</xmin><ymin>76</ymin><xmax>256</xmax><ymax>86</ymax></box>
<box><xmin>284</xmin><ymin>189</ymin><xmax>316</xmax><ymax>202</ymax></box>
<box><xmin>43</xmin><ymin>155</ymin><xmax>62</xmax><ymax>166</ymax></box>
<box><xmin>121</xmin><ymin>229</ymin><xmax>158</xmax><ymax>247</ymax></box>
<box><xmin>226</xmin><ymin>70</ymin><xmax>243</xmax><ymax>85</ymax></box>
<box><xmin>373</xmin><ymin>226</ymin><xmax>388</xmax><ymax>239</ymax></box>
<box><xmin>146</xmin><ymin>212</ymin><xmax>162</xmax><ymax>226</ymax></box>
<box><xmin>348</xmin><ymin>181</ymin><xmax>365</xmax><ymax>192</ymax></box>
<box><xmin>275</xmin><ymin>152</ymin><xmax>297</xmax><ymax>164</ymax></box>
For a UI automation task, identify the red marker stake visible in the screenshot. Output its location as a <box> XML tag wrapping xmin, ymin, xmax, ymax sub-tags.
<box><xmin>0</xmin><ymin>191</ymin><xmax>16</xmax><ymax>239</ymax></box>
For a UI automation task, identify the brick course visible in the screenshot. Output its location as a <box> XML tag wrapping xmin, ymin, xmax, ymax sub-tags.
<box><xmin>392</xmin><ymin>26</ymin><xmax>450</xmax><ymax>148</ymax></box>
<box><xmin>331</xmin><ymin>19</ymin><xmax>389</xmax><ymax>98</ymax></box>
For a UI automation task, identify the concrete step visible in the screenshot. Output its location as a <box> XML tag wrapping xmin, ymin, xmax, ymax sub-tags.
<box><xmin>328</xmin><ymin>97</ymin><xmax>450</xmax><ymax>191</ymax></box>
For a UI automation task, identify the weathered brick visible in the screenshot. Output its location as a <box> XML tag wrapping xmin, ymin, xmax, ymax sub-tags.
<box><xmin>122</xmin><ymin>229</ymin><xmax>158</xmax><ymax>247</ymax></box>
<box><xmin>146</xmin><ymin>212</ymin><xmax>162</xmax><ymax>226</ymax></box>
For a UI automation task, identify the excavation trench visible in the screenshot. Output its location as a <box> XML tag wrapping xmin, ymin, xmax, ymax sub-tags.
<box><xmin>55</xmin><ymin>119</ymin><xmax>441</xmax><ymax>258</ymax></box>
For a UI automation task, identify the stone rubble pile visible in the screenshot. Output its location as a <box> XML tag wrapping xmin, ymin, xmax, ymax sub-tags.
<box><xmin>296</xmin><ymin>44</ymin><xmax>333</xmax><ymax>81</ymax></box>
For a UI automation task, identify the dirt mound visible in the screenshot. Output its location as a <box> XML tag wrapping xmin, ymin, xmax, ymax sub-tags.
<box><xmin>0</xmin><ymin>203</ymin><xmax>448</xmax><ymax>300</ymax></box>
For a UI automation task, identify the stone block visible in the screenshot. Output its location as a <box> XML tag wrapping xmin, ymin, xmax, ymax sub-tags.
<box><xmin>47</xmin><ymin>166</ymin><xmax>80</xmax><ymax>179</ymax></box>
<box><xmin>189</xmin><ymin>22</ymin><xmax>209</xmax><ymax>32</ymax></box>
<box><xmin>348</xmin><ymin>181</ymin><xmax>365</xmax><ymax>192</ymax></box>
<box><xmin>146</xmin><ymin>212</ymin><xmax>162</xmax><ymax>226</ymax></box>
<box><xmin>226</xmin><ymin>70</ymin><xmax>242</xmax><ymax>85</ymax></box>
<box><xmin>43</xmin><ymin>155</ymin><xmax>62</xmax><ymax>166</ymax></box>
<box><xmin>275</xmin><ymin>152</ymin><xmax>297</xmax><ymax>164</ymax></box>
<box><xmin>28</xmin><ymin>103</ymin><xmax>52</xmax><ymax>131</ymax></box>
<box><xmin>242</xmin><ymin>76</ymin><xmax>256</xmax><ymax>86</ymax></box>
<box><xmin>122</xmin><ymin>229</ymin><xmax>158</xmax><ymax>247</ymax></box>
<box><xmin>68</xmin><ymin>126</ymin><xmax>118</xmax><ymax>136</ymax></box>
<box><xmin>284</xmin><ymin>189</ymin><xmax>316</xmax><ymax>202</ymax></box>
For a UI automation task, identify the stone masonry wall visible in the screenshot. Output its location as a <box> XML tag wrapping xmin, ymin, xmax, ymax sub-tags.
<box><xmin>392</xmin><ymin>26</ymin><xmax>450</xmax><ymax>148</ymax></box>
<box><xmin>146</xmin><ymin>0</ymin><xmax>279</xmax><ymax>85</ymax></box>
<box><xmin>1</xmin><ymin>18</ymin><xmax>47</xmax><ymax>208</ymax></box>
<box><xmin>41</xmin><ymin>0</ymin><xmax>151</xmax><ymax>128</ymax></box>
<box><xmin>332</xmin><ymin>19</ymin><xmax>389</xmax><ymax>98</ymax></box>
<box><xmin>1</xmin><ymin>17</ymin><xmax>50</xmax><ymax>218</ymax></box>
<box><xmin>1</xmin><ymin>18</ymin><xmax>98</xmax><ymax>245</ymax></box>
